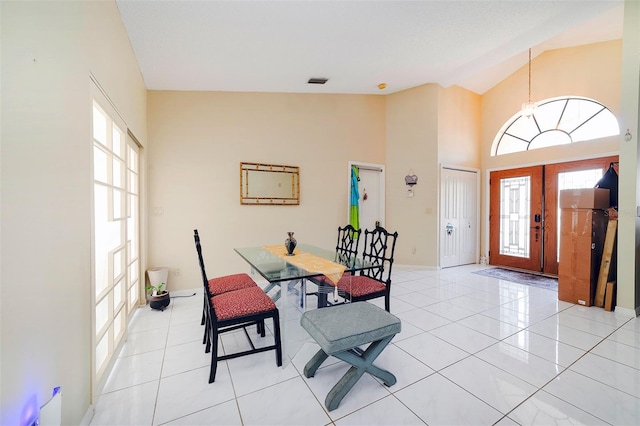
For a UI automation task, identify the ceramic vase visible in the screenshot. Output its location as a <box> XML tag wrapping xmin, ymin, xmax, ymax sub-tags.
<box><xmin>285</xmin><ymin>232</ymin><xmax>297</xmax><ymax>255</ymax></box>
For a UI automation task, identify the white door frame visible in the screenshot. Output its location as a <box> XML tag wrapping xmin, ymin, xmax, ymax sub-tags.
<box><xmin>439</xmin><ymin>164</ymin><xmax>480</xmax><ymax>268</ymax></box>
<box><xmin>347</xmin><ymin>161</ymin><xmax>385</xmax><ymax>229</ymax></box>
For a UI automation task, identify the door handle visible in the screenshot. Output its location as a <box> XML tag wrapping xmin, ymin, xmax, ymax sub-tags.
<box><xmin>445</xmin><ymin>223</ymin><xmax>454</xmax><ymax>235</ymax></box>
<box><xmin>531</xmin><ymin>225</ymin><xmax>541</xmax><ymax>242</ymax></box>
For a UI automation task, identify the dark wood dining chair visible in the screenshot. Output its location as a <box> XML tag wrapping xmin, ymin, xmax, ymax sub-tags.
<box><xmin>194</xmin><ymin>230</ymin><xmax>282</xmax><ymax>382</ymax></box>
<box><xmin>194</xmin><ymin>230</ymin><xmax>258</xmax><ymax>346</ymax></box>
<box><xmin>336</xmin><ymin>226</ymin><xmax>398</xmax><ymax>312</ymax></box>
<box><xmin>308</xmin><ymin>224</ymin><xmax>361</xmax><ymax>308</ymax></box>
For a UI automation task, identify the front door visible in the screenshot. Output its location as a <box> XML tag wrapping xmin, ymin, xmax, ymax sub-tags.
<box><xmin>489</xmin><ymin>156</ymin><xmax>618</xmax><ymax>274</ymax></box>
<box><xmin>489</xmin><ymin>166</ymin><xmax>543</xmax><ymax>271</ymax></box>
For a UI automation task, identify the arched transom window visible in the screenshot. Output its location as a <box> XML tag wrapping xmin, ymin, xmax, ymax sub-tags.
<box><xmin>491</xmin><ymin>96</ymin><xmax>619</xmax><ymax>156</ymax></box>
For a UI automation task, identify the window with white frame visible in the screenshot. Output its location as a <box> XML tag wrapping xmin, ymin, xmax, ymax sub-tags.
<box><xmin>92</xmin><ymin>100</ymin><xmax>140</xmax><ymax>383</ymax></box>
<box><xmin>491</xmin><ymin>96</ymin><xmax>619</xmax><ymax>156</ymax></box>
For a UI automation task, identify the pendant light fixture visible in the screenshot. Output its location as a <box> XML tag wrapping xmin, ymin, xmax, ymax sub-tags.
<box><xmin>521</xmin><ymin>48</ymin><xmax>536</xmax><ymax>118</ymax></box>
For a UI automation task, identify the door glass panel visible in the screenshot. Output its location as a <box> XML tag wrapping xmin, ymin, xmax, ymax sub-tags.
<box><xmin>95</xmin><ymin>296</ymin><xmax>108</xmax><ymax>335</ymax></box>
<box><xmin>114</xmin><ymin>278</ymin><xmax>123</xmax><ymax>310</ymax></box>
<box><xmin>499</xmin><ymin>176</ymin><xmax>530</xmax><ymax>258</ymax></box>
<box><xmin>128</xmin><ymin>146</ymin><xmax>138</xmax><ymax>173</ymax></box>
<box><xmin>112</xmin><ymin>124</ymin><xmax>124</xmax><ymax>158</ymax></box>
<box><xmin>93</xmin><ymin>146</ymin><xmax>108</xmax><ymax>183</ymax></box>
<box><xmin>556</xmin><ymin>168</ymin><xmax>604</xmax><ymax>260</ymax></box>
<box><xmin>94</xmin><ymin>185</ymin><xmax>109</xmax><ymax>298</ymax></box>
<box><xmin>113</xmin><ymin>189</ymin><xmax>124</xmax><ymax>220</ymax></box>
<box><xmin>113</xmin><ymin>158</ymin><xmax>124</xmax><ymax>189</ymax></box>
<box><xmin>113</xmin><ymin>248</ymin><xmax>124</xmax><ymax>280</ymax></box>
<box><xmin>95</xmin><ymin>334</ymin><xmax>108</xmax><ymax>374</ymax></box>
<box><xmin>114</xmin><ymin>310</ymin><xmax>124</xmax><ymax>345</ymax></box>
<box><xmin>93</xmin><ymin>106</ymin><xmax>108</xmax><ymax>147</ymax></box>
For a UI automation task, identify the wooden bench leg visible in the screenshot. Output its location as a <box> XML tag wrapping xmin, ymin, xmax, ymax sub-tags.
<box><xmin>324</xmin><ymin>335</ymin><xmax>396</xmax><ymax>411</ymax></box>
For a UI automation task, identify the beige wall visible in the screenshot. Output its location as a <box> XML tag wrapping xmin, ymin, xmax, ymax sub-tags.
<box><xmin>385</xmin><ymin>85</ymin><xmax>440</xmax><ymax>265</ymax></box>
<box><xmin>438</xmin><ymin>85</ymin><xmax>482</xmax><ymax>168</ymax></box>
<box><xmin>385</xmin><ymin>84</ymin><xmax>481</xmax><ymax>267</ymax></box>
<box><xmin>149</xmin><ymin>83</ymin><xmax>481</xmax><ymax>277</ymax></box>
<box><xmin>146</xmin><ymin>91</ymin><xmax>385</xmax><ymax>292</ymax></box>
<box><xmin>1</xmin><ymin>2</ymin><xmax>146</xmax><ymax>424</ymax></box>
<box><xmin>618</xmin><ymin>0</ymin><xmax>640</xmax><ymax>313</ymax></box>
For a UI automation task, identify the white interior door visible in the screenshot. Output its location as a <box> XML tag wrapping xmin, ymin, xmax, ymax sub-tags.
<box><xmin>440</xmin><ymin>167</ymin><xmax>478</xmax><ymax>268</ymax></box>
<box><xmin>349</xmin><ymin>162</ymin><xmax>385</xmax><ymax>232</ymax></box>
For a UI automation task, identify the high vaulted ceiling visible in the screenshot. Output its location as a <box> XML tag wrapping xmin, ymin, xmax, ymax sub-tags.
<box><xmin>116</xmin><ymin>0</ymin><xmax>623</xmax><ymax>95</ymax></box>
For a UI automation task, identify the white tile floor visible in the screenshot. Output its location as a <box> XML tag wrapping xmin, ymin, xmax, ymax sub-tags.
<box><xmin>90</xmin><ymin>264</ymin><xmax>640</xmax><ymax>425</ymax></box>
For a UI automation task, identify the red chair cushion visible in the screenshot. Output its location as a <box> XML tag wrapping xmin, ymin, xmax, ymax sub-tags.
<box><xmin>337</xmin><ymin>275</ymin><xmax>386</xmax><ymax>297</ymax></box>
<box><xmin>212</xmin><ymin>286</ymin><xmax>276</xmax><ymax>321</ymax></box>
<box><xmin>209</xmin><ymin>273</ymin><xmax>256</xmax><ymax>295</ymax></box>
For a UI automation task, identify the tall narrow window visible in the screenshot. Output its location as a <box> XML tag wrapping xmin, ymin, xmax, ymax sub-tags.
<box><xmin>92</xmin><ymin>100</ymin><xmax>140</xmax><ymax>383</ymax></box>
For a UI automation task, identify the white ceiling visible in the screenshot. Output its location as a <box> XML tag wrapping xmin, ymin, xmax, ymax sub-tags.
<box><xmin>116</xmin><ymin>0</ymin><xmax>624</xmax><ymax>96</ymax></box>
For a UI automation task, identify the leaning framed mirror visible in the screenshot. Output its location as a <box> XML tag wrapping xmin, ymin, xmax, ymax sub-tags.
<box><xmin>240</xmin><ymin>162</ymin><xmax>300</xmax><ymax>205</ymax></box>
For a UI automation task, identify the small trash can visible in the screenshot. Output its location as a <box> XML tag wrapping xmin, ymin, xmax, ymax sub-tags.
<box><xmin>147</xmin><ymin>267</ymin><xmax>169</xmax><ymax>290</ymax></box>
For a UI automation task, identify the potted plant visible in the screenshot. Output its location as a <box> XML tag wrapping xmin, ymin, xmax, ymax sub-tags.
<box><xmin>146</xmin><ymin>282</ymin><xmax>170</xmax><ymax>311</ymax></box>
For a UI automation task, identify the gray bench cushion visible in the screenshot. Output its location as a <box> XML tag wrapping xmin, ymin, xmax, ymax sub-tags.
<box><xmin>300</xmin><ymin>302</ymin><xmax>401</xmax><ymax>355</ymax></box>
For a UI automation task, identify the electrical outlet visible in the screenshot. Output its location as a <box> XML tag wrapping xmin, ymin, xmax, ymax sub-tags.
<box><xmin>175</xmin><ymin>268</ymin><xmax>181</xmax><ymax>276</ymax></box>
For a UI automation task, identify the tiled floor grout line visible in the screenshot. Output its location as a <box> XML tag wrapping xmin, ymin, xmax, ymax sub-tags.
<box><xmin>498</xmin><ymin>314</ymin><xmax>638</xmax><ymax>425</ymax></box>
<box><xmin>394</xmin><ymin>287</ymin><xmax>633</xmax><ymax>425</ymax></box>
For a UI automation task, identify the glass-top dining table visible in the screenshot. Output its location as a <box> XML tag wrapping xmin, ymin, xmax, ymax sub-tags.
<box><xmin>234</xmin><ymin>243</ymin><xmax>378</xmax><ymax>363</ymax></box>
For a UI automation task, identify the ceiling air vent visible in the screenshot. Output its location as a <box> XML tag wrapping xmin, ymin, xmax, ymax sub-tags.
<box><xmin>307</xmin><ymin>78</ymin><xmax>328</xmax><ymax>85</ymax></box>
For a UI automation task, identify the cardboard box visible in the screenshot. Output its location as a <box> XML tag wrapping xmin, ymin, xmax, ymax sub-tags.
<box><xmin>558</xmin><ymin>209</ymin><xmax>607</xmax><ymax>306</ymax></box>
<box><xmin>559</xmin><ymin>188</ymin><xmax>610</xmax><ymax>209</ymax></box>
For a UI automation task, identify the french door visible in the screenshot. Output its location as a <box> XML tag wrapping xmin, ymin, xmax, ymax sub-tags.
<box><xmin>92</xmin><ymin>99</ymin><xmax>141</xmax><ymax>386</ymax></box>
<box><xmin>489</xmin><ymin>156</ymin><xmax>618</xmax><ymax>274</ymax></box>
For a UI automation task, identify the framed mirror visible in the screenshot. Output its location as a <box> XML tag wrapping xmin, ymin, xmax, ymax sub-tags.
<box><xmin>240</xmin><ymin>162</ymin><xmax>300</xmax><ymax>205</ymax></box>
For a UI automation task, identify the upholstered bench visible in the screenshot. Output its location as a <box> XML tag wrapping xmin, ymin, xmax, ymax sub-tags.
<box><xmin>300</xmin><ymin>302</ymin><xmax>401</xmax><ymax>411</ymax></box>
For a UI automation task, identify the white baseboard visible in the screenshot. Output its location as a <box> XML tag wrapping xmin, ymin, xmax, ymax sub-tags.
<box><xmin>394</xmin><ymin>264</ymin><xmax>439</xmax><ymax>271</ymax></box>
<box><xmin>614</xmin><ymin>306</ymin><xmax>637</xmax><ymax>318</ymax></box>
<box><xmin>80</xmin><ymin>404</ymin><xmax>94</xmax><ymax>425</ymax></box>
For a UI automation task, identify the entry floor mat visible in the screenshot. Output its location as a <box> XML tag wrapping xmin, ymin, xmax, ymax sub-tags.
<box><xmin>472</xmin><ymin>267</ymin><xmax>558</xmax><ymax>291</ymax></box>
